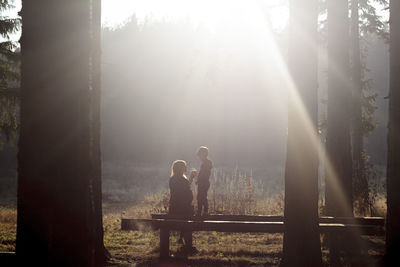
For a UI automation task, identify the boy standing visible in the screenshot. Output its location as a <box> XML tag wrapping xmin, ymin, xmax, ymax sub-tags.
<box><xmin>196</xmin><ymin>146</ymin><xmax>213</xmax><ymax>216</ymax></box>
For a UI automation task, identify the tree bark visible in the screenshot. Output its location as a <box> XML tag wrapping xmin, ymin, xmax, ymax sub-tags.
<box><xmin>17</xmin><ymin>1</ymin><xmax>103</xmax><ymax>266</ymax></box>
<box><xmin>283</xmin><ymin>0</ymin><xmax>322</xmax><ymax>266</ymax></box>
<box><xmin>325</xmin><ymin>0</ymin><xmax>353</xmax><ymax>263</ymax></box>
<box><xmin>386</xmin><ymin>0</ymin><xmax>400</xmax><ymax>265</ymax></box>
<box><xmin>350</xmin><ymin>0</ymin><xmax>369</xmax><ymax>215</ymax></box>
<box><xmin>325</xmin><ymin>0</ymin><xmax>353</xmax><ymax>217</ymax></box>
<box><xmin>91</xmin><ymin>0</ymin><xmax>109</xmax><ymax>265</ymax></box>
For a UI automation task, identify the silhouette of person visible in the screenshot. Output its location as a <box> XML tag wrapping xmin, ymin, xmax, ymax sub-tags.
<box><xmin>168</xmin><ymin>160</ymin><xmax>196</xmax><ymax>251</ymax></box>
<box><xmin>195</xmin><ymin>146</ymin><xmax>213</xmax><ymax>216</ymax></box>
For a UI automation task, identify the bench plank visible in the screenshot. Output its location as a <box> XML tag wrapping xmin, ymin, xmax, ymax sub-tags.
<box><xmin>151</xmin><ymin>214</ymin><xmax>385</xmax><ymax>226</ymax></box>
<box><xmin>121</xmin><ymin>218</ymin><xmax>384</xmax><ymax>235</ymax></box>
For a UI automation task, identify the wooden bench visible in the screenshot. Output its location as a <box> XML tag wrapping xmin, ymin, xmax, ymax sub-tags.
<box><xmin>152</xmin><ymin>214</ymin><xmax>385</xmax><ymax>225</ymax></box>
<box><xmin>121</xmin><ymin>214</ymin><xmax>385</xmax><ymax>258</ymax></box>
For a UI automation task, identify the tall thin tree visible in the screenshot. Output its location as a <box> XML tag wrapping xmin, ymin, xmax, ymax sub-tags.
<box><xmin>386</xmin><ymin>0</ymin><xmax>400</xmax><ymax>264</ymax></box>
<box><xmin>325</xmin><ymin>0</ymin><xmax>353</xmax><ymax>217</ymax></box>
<box><xmin>325</xmin><ymin>0</ymin><xmax>353</xmax><ymax>262</ymax></box>
<box><xmin>350</xmin><ymin>0</ymin><xmax>369</xmax><ymax>215</ymax></box>
<box><xmin>90</xmin><ymin>0</ymin><xmax>109</xmax><ymax>264</ymax></box>
<box><xmin>16</xmin><ymin>1</ymin><xmax>104</xmax><ymax>266</ymax></box>
<box><xmin>283</xmin><ymin>0</ymin><xmax>322</xmax><ymax>265</ymax></box>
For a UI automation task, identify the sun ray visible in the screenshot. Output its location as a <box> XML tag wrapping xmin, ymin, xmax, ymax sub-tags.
<box><xmin>101</xmin><ymin>1</ymin><xmax>362</xmax><ymax>236</ymax></box>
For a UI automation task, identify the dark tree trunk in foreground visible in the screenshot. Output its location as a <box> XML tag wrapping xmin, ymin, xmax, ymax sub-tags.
<box><xmin>350</xmin><ymin>0</ymin><xmax>369</xmax><ymax>215</ymax></box>
<box><xmin>16</xmin><ymin>1</ymin><xmax>104</xmax><ymax>266</ymax></box>
<box><xmin>325</xmin><ymin>0</ymin><xmax>353</xmax><ymax>218</ymax></box>
<box><xmin>386</xmin><ymin>0</ymin><xmax>400</xmax><ymax>265</ymax></box>
<box><xmin>91</xmin><ymin>0</ymin><xmax>109</xmax><ymax>264</ymax></box>
<box><xmin>283</xmin><ymin>0</ymin><xmax>322</xmax><ymax>266</ymax></box>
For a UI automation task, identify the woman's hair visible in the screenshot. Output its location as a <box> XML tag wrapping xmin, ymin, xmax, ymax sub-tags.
<box><xmin>196</xmin><ymin>146</ymin><xmax>209</xmax><ymax>157</ymax></box>
<box><xmin>171</xmin><ymin>160</ymin><xmax>187</xmax><ymax>177</ymax></box>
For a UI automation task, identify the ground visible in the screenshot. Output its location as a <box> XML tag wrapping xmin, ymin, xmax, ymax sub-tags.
<box><xmin>0</xmin><ymin>199</ymin><xmax>386</xmax><ymax>266</ymax></box>
<box><xmin>100</xmin><ymin>199</ymin><xmax>385</xmax><ymax>266</ymax></box>
<box><xmin>0</xmin><ymin>173</ymin><xmax>386</xmax><ymax>267</ymax></box>
<box><xmin>103</xmin><ymin>201</ymin><xmax>283</xmax><ymax>266</ymax></box>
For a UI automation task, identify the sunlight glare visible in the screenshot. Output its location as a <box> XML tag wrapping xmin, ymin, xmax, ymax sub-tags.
<box><xmin>101</xmin><ymin>0</ymin><xmax>288</xmax><ymax>31</ymax></box>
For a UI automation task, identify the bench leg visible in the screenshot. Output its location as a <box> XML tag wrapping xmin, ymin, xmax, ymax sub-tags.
<box><xmin>160</xmin><ymin>228</ymin><xmax>170</xmax><ymax>259</ymax></box>
<box><xmin>184</xmin><ymin>230</ymin><xmax>192</xmax><ymax>248</ymax></box>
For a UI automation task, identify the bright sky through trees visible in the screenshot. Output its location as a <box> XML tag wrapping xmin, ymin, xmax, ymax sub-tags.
<box><xmin>101</xmin><ymin>0</ymin><xmax>289</xmax><ymax>31</ymax></box>
<box><xmin>3</xmin><ymin>0</ymin><xmax>388</xmax><ymax>41</ymax></box>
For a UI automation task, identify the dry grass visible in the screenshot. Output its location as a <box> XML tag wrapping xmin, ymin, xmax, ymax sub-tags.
<box><xmin>103</xmin><ymin>196</ymin><xmax>386</xmax><ymax>266</ymax></box>
<box><xmin>101</xmin><ymin>169</ymin><xmax>286</xmax><ymax>266</ymax></box>
<box><xmin>0</xmin><ymin>168</ymin><xmax>386</xmax><ymax>266</ymax></box>
<box><xmin>0</xmin><ymin>197</ymin><xmax>386</xmax><ymax>266</ymax></box>
<box><xmin>0</xmin><ymin>206</ymin><xmax>17</xmax><ymax>252</ymax></box>
<box><xmin>104</xmin><ymin>198</ymin><xmax>284</xmax><ymax>266</ymax></box>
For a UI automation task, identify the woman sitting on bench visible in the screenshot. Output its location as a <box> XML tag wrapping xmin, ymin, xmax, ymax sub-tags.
<box><xmin>168</xmin><ymin>160</ymin><xmax>197</xmax><ymax>252</ymax></box>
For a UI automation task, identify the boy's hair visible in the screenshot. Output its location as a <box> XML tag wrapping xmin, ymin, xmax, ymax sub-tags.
<box><xmin>171</xmin><ymin>160</ymin><xmax>187</xmax><ymax>177</ymax></box>
<box><xmin>196</xmin><ymin>146</ymin><xmax>209</xmax><ymax>157</ymax></box>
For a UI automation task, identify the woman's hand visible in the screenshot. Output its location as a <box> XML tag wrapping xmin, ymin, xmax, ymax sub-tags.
<box><xmin>190</xmin><ymin>170</ymin><xmax>197</xmax><ymax>178</ymax></box>
<box><xmin>189</xmin><ymin>169</ymin><xmax>197</xmax><ymax>183</ymax></box>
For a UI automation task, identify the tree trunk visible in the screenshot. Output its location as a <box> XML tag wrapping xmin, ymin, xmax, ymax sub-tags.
<box><xmin>350</xmin><ymin>0</ymin><xmax>369</xmax><ymax>215</ymax></box>
<box><xmin>325</xmin><ymin>0</ymin><xmax>353</xmax><ymax>263</ymax></box>
<box><xmin>386</xmin><ymin>0</ymin><xmax>400</xmax><ymax>265</ymax></box>
<box><xmin>325</xmin><ymin>0</ymin><xmax>353</xmax><ymax>218</ymax></box>
<box><xmin>16</xmin><ymin>1</ymin><xmax>104</xmax><ymax>266</ymax></box>
<box><xmin>91</xmin><ymin>0</ymin><xmax>109</xmax><ymax>265</ymax></box>
<box><xmin>283</xmin><ymin>0</ymin><xmax>322</xmax><ymax>266</ymax></box>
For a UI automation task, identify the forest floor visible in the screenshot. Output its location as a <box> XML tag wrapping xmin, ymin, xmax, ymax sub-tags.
<box><xmin>0</xmin><ymin>189</ymin><xmax>385</xmax><ymax>267</ymax></box>
<box><xmin>0</xmin><ymin>198</ymin><xmax>385</xmax><ymax>266</ymax></box>
<box><xmin>101</xmin><ymin>198</ymin><xmax>385</xmax><ymax>267</ymax></box>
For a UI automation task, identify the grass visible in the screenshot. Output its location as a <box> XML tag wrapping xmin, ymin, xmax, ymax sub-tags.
<box><xmin>0</xmin><ymin>167</ymin><xmax>387</xmax><ymax>266</ymax></box>
<box><xmin>102</xmin><ymin>194</ymin><xmax>385</xmax><ymax>266</ymax></box>
<box><xmin>0</xmin><ymin>197</ymin><xmax>386</xmax><ymax>266</ymax></box>
<box><xmin>103</xmin><ymin>197</ymin><xmax>285</xmax><ymax>266</ymax></box>
<box><xmin>0</xmin><ymin>206</ymin><xmax>16</xmax><ymax>252</ymax></box>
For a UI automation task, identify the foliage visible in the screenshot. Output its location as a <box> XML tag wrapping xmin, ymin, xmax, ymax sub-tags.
<box><xmin>355</xmin><ymin>1</ymin><xmax>387</xmax><ymax>215</ymax></box>
<box><xmin>318</xmin><ymin>0</ymin><xmax>387</xmax><ymax>133</ymax></box>
<box><xmin>354</xmin><ymin>0</ymin><xmax>388</xmax><ymax>136</ymax></box>
<box><xmin>0</xmin><ymin>0</ymin><xmax>20</xmax><ymax>148</ymax></box>
<box><xmin>363</xmin><ymin>152</ymin><xmax>386</xmax><ymax>216</ymax></box>
<box><xmin>352</xmin><ymin>152</ymin><xmax>387</xmax><ymax>216</ymax></box>
<box><xmin>318</xmin><ymin>0</ymin><xmax>387</xmax><ymax>215</ymax></box>
<box><xmin>360</xmin><ymin>72</ymin><xmax>378</xmax><ymax>136</ymax></box>
<box><xmin>359</xmin><ymin>0</ymin><xmax>389</xmax><ymax>41</ymax></box>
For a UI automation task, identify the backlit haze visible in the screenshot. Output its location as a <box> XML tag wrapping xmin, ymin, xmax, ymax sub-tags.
<box><xmin>100</xmin><ymin>0</ymin><xmax>290</xmax><ymax>169</ymax></box>
<box><xmin>102</xmin><ymin>0</ymin><xmax>289</xmax><ymax>31</ymax></box>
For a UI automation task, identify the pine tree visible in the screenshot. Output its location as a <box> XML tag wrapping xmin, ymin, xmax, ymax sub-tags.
<box><xmin>350</xmin><ymin>0</ymin><xmax>388</xmax><ymax>215</ymax></box>
<box><xmin>319</xmin><ymin>0</ymin><xmax>388</xmax><ymax>216</ymax></box>
<box><xmin>283</xmin><ymin>0</ymin><xmax>322</xmax><ymax>265</ymax></box>
<box><xmin>0</xmin><ymin>0</ymin><xmax>20</xmax><ymax>147</ymax></box>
